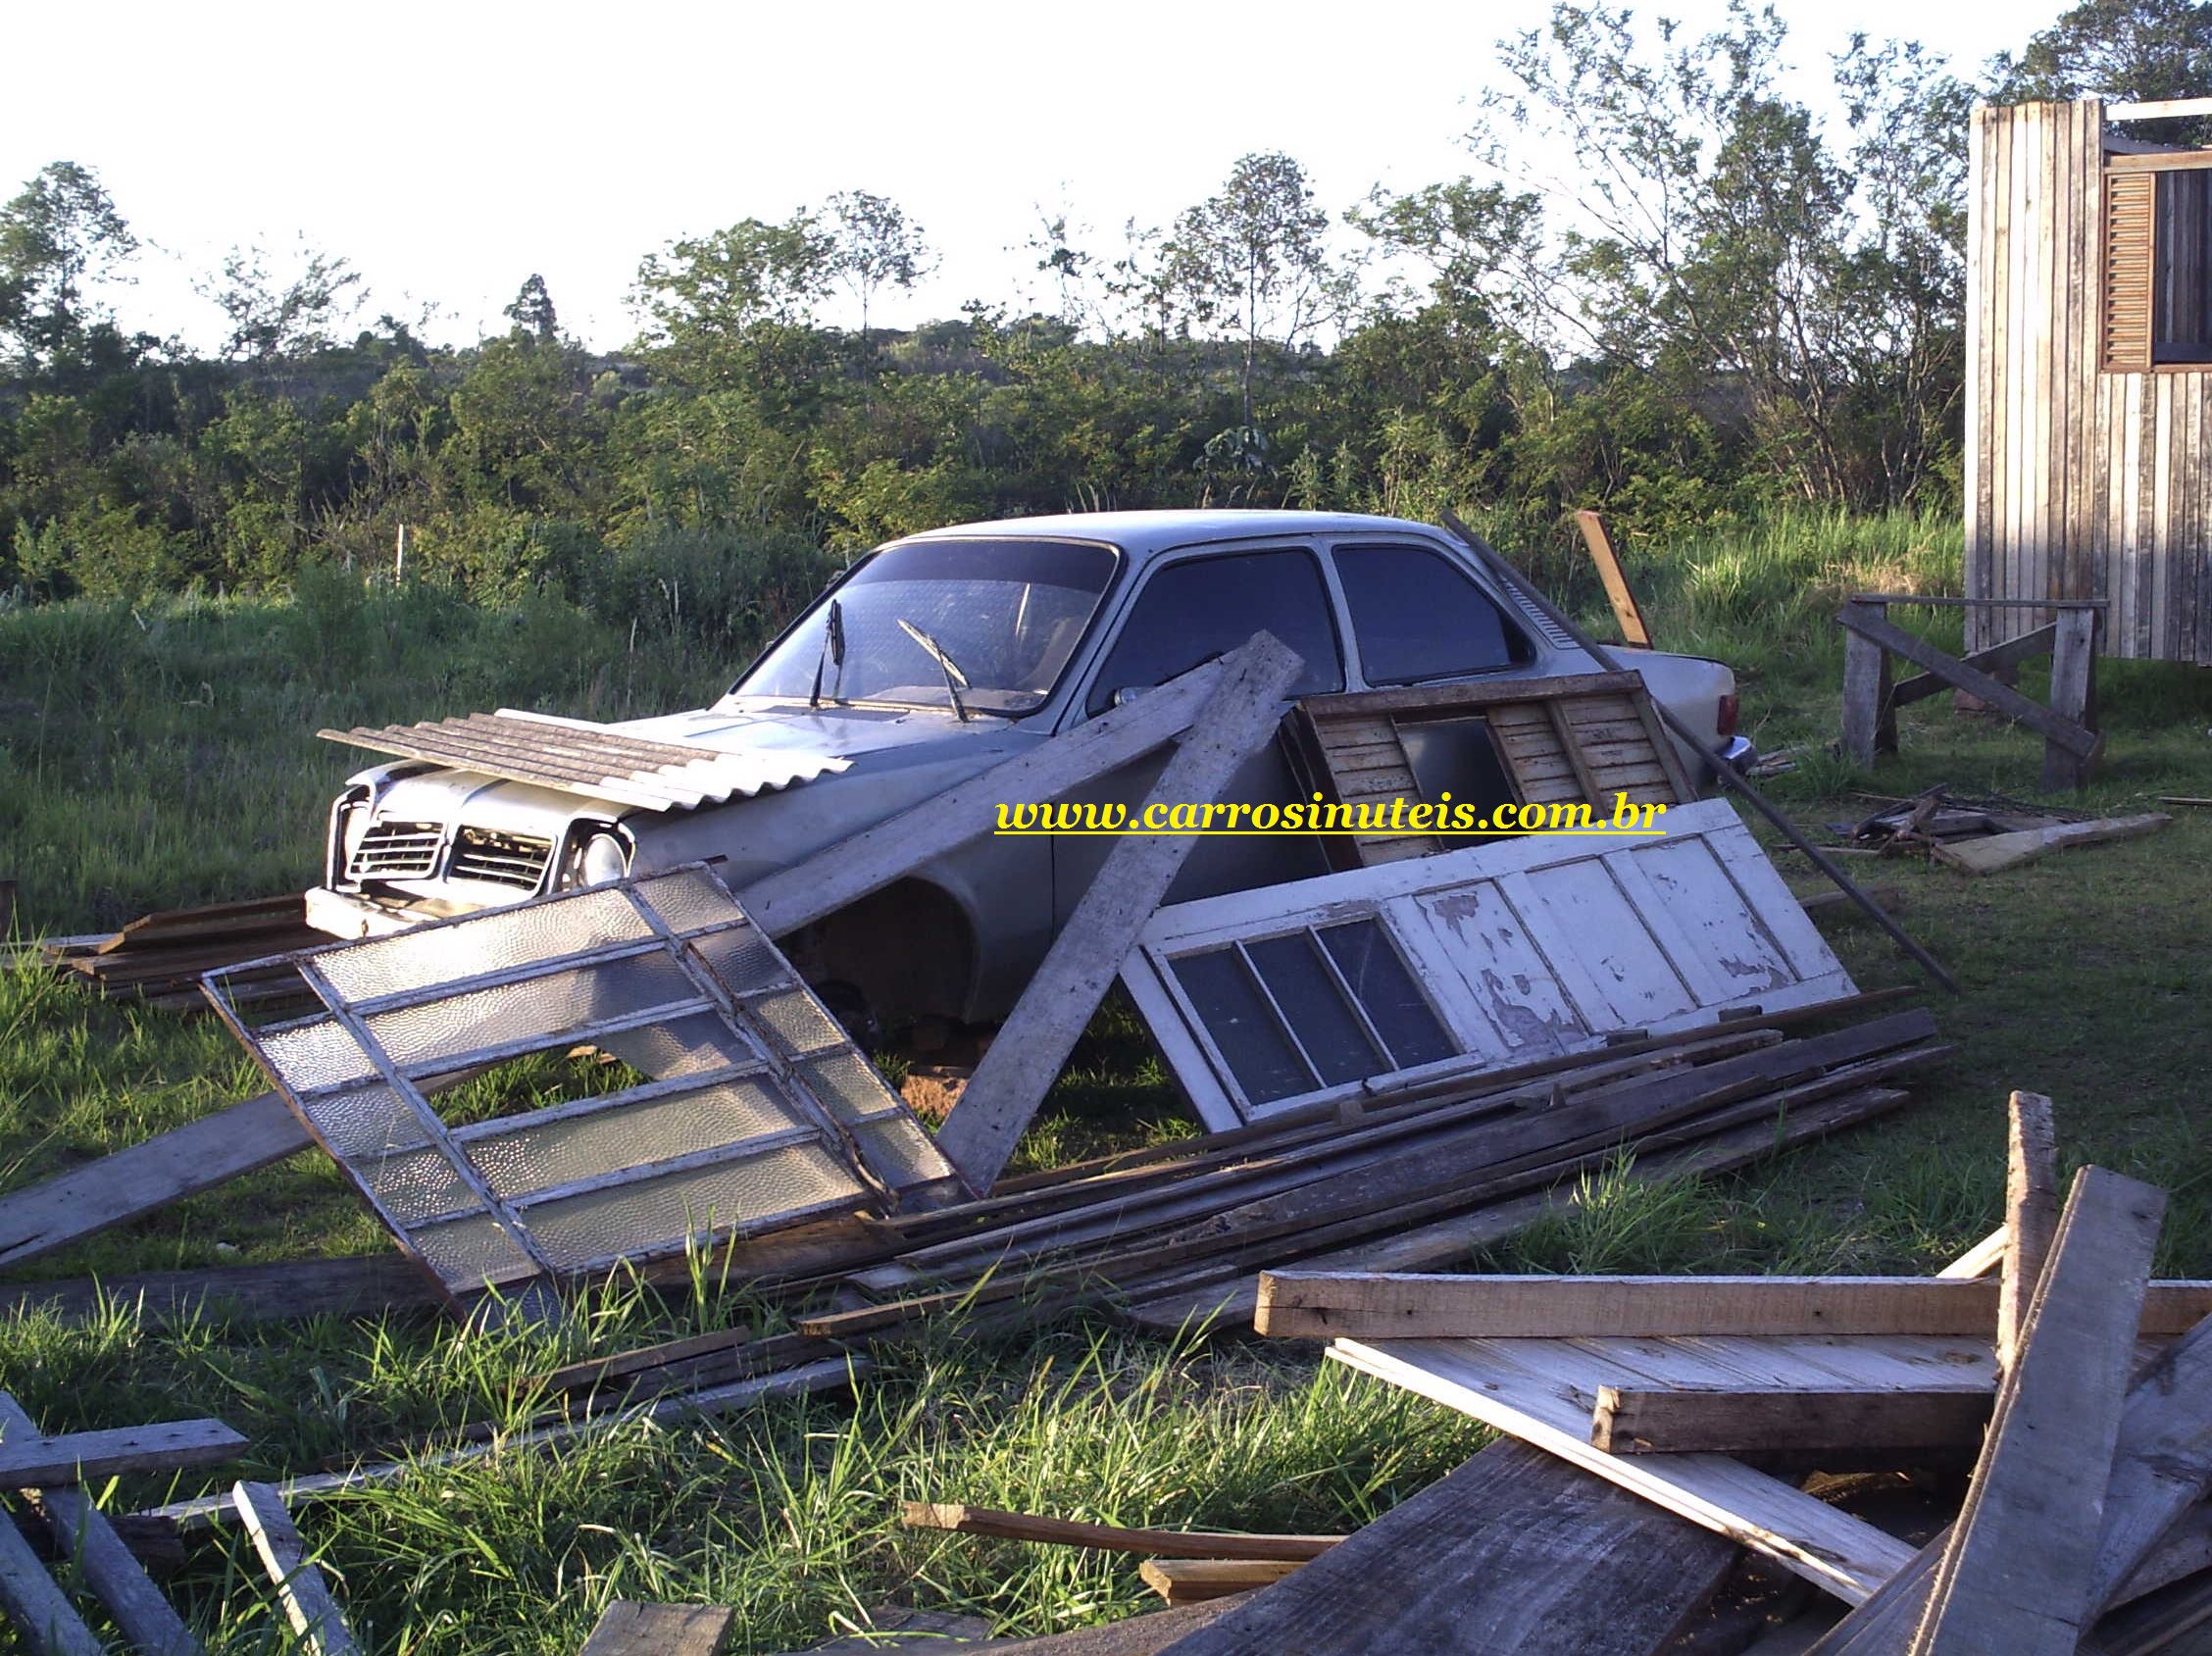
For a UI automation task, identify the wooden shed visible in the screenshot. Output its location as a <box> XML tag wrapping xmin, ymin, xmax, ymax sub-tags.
<box><xmin>1967</xmin><ymin>97</ymin><xmax>2212</xmax><ymax>664</ymax></box>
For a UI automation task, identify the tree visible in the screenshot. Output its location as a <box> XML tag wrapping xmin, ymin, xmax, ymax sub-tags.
<box><xmin>632</xmin><ymin>213</ymin><xmax>833</xmax><ymax>386</ymax></box>
<box><xmin>0</xmin><ymin>162</ymin><xmax>137</xmax><ymax>372</ymax></box>
<box><xmin>1161</xmin><ymin>153</ymin><xmax>1353</xmax><ymax>428</ymax></box>
<box><xmin>1992</xmin><ymin>0</ymin><xmax>2212</xmax><ymax>104</ymax></box>
<box><xmin>504</xmin><ymin>274</ymin><xmax>559</xmax><ymax>343</ymax></box>
<box><xmin>201</xmin><ymin>235</ymin><xmax>364</xmax><ymax>362</ymax></box>
<box><xmin>824</xmin><ymin>190</ymin><xmax>934</xmax><ymax>351</ymax></box>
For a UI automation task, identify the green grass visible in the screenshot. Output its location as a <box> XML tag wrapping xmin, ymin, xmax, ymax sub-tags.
<box><xmin>3</xmin><ymin>514</ymin><xmax>2211</xmax><ymax>1650</ymax></box>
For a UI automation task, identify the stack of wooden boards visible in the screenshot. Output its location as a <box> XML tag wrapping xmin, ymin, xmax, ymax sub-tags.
<box><xmin>1842</xmin><ymin>785</ymin><xmax>2171</xmax><ymax>877</ymax></box>
<box><xmin>36</xmin><ymin>895</ymin><xmax>324</xmax><ymax>1012</ymax></box>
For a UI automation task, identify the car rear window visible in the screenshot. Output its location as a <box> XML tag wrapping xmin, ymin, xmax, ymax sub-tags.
<box><xmin>1334</xmin><ymin>543</ymin><xmax>1532</xmax><ymax>684</ymax></box>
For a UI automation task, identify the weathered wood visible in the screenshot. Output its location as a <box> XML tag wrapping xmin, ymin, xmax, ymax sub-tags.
<box><xmin>1886</xmin><ymin>623</ymin><xmax>2057</xmax><ymax>710</ymax></box>
<box><xmin>1591</xmin><ymin>1386</ymin><xmax>1992</xmax><ymax>1457</ymax></box>
<box><xmin>735</xmin><ymin>655</ymin><xmax>1232</xmax><ymax>939</ymax></box>
<box><xmin>1331</xmin><ymin>1341</ymin><xmax>1912</xmax><ymax>1603</ymax></box>
<box><xmin>1</xmin><ymin>1255</ymin><xmax>443</xmax><ymax>1329</ymax></box>
<box><xmin>2041</xmin><ymin>608</ymin><xmax>2101</xmax><ymax>787</ymax></box>
<box><xmin>935</xmin><ymin>633</ymin><xmax>1304</xmax><ymax>1193</ymax></box>
<box><xmin>901</xmin><ymin>1504</ymin><xmax>1340</xmax><ymax>1562</ymax></box>
<box><xmin>1441</xmin><ymin>512</ymin><xmax>1961</xmax><ymax>995</ymax></box>
<box><xmin>0</xmin><ymin>1391</ymin><xmax>200</xmax><ymax>1656</ymax></box>
<box><xmin>777</xmin><ymin>1608</ymin><xmax>996</xmax><ymax>1654</ymax></box>
<box><xmin>1931</xmin><ymin>811</ymin><xmax>2170</xmax><ymax>874</ymax></box>
<box><xmin>1137</xmin><ymin>1559</ymin><xmax>1302</xmax><ymax>1606</ymax></box>
<box><xmin>1151</xmin><ymin>1438</ymin><xmax>1737</xmax><ymax>1655</ymax></box>
<box><xmin>1999</xmin><ymin>1089</ymin><xmax>2061</xmax><ymax>1375</ymax></box>
<box><xmin>1255</xmin><ymin>1270</ymin><xmax>2212</xmax><ymax>1341</ymax></box>
<box><xmin>1839</xmin><ymin>603</ymin><xmax>1896</xmax><ymax>766</ymax></box>
<box><xmin>1575</xmin><ymin>510</ymin><xmax>1657</xmax><ymax>647</ymax></box>
<box><xmin>1937</xmin><ymin>1227</ymin><xmax>2009</xmax><ymax>1280</ymax></box>
<box><xmin>0</xmin><ymin>1090</ymin><xmax>311</xmax><ymax>1270</ymax></box>
<box><xmin>578</xmin><ymin>1599</ymin><xmax>736</xmax><ymax>1655</ymax></box>
<box><xmin>1834</xmin><ymin>605</ymin><xmax>2102</xmax><ymax>759</ymax></box>
<box><xmin>0</xmin><ymin>1491</ymin><xmax>104</xmax><ymax>1656</ymax></box>
<box><xmin>0</xmin><ymin>1419</ymin><xmax>246</xmax><ymax>1486</ymax></box>
<box><xmin>978</xmin><ymin>1597</ymin><xmax>1247</xmax><ymax>1654</ymax></box>
<box><xmin>232</xmin><ymin>1481</ymin><xmax>360</xmax><ymax>1656</ymax></box>
<box><xmin>1909</xmin><ymin>1167</ymin><xmax>2165</xmax><ymax>1656</ymax></box>
<box><xmin>2095</xmin><ymin>1568</ymin><xmax>2212</xmax><ymax>1656</ymax></box>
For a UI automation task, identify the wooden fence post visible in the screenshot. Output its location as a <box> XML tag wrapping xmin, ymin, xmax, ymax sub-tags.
<box><xmin>1840</xmin><ymin>600</ymin><xmax>1895</xmax><ymax>767</ymax></box>
<box><xmin>2041</xmin><ymin>609</ymin><xmax>2100</xmax><ymax>791</ymax></box>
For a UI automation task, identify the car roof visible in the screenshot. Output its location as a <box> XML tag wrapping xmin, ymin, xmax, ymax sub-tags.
<box><xmin>893</xmin><ymin>509</ymin><xmax>1457</xmax><ymax>562</ymax></box>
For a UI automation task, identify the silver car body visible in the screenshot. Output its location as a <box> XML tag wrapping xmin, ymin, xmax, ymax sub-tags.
<box><xmin>308</xmin><ymin>510</ymin><xmax>1751</xmax><ymax>1027</ymax></box>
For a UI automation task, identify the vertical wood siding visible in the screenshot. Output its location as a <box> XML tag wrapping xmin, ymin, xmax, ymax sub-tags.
<box><xmin>1966</xmin><ymin>99</ymin><xmax>2212</xmax><ymax>663</ymax></box>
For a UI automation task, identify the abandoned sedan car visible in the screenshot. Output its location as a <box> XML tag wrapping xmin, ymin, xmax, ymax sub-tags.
<box><xmin>308</xmin><ymin>510</ymin><xmax>1751</xmax><ymax>1031</ymax></box>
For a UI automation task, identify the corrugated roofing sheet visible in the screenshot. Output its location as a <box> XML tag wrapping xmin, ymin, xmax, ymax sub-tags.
<box><xmin>319</xmin><ymin>711</ymin><xmax>849</xmax><ymax>812</ymax></box>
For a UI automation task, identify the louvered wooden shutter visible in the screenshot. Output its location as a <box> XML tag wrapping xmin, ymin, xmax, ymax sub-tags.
<box><xmin>2102</xmin><ymin>171</ymin><xmax>2157</xmax><ymax>373</ymax></box>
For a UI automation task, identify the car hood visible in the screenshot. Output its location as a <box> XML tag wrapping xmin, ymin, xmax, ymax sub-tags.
<box><xmin>624</xmin><ymin>697</ymin><xmax>1013</xmax><ymax>763</ymax></box>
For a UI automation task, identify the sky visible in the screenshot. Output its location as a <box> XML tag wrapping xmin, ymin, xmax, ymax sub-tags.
<box><xmin>4</xmin><ymin>0</ymin><xmax>2065</xmax><ymax>354</ymax></box>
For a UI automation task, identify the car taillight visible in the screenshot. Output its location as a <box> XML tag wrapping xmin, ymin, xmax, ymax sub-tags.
<box><xmin>1715</xmin><ymin>693</ymin><xmax>1739</xmax><ymax>737</ymax></box>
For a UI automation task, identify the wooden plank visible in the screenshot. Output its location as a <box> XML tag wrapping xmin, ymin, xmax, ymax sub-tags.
<box><xmin>0</xmin><ymin>1392</ymin><xmax>200</xmax><ymax>1656</ymax></box>
<box><xmin>1137</xmin><ymin>1560</ymin><xmax>1301</xmax><ymax>1606</ymax></box>
<box><xmin>1887</xmin><ymin>624</ymin><xmax>2056</xmax><ymax>710</ymax></box>
<box><xmin>1938</xmin><ymin>1227</ymin><xmax>2008</xmax><ymax>1280</ymax></box>
<box><xmin>0</xmin><ymin>1255</ymin><xmax>442</xmax><ymax>1329</ymax></box>
<box><xmin>901</xmin><ymin>1504</ymin><xmax>1339</xmax><ymax>1562</ymax></box>
<box><xmin>1150</xmin><ymin>1438</ymin><xmax>1736</xmax><ymax>1655</ymax></box>
<box><xmin>1833</xmin><ymin>607</ymin><xmax>2102</xmax><ymax>759</ymax></box>
<box><xmin>736</xmin><ymin>656</ymin><xmax>1232</xmax><ymax>938</ymax></box>
<box><xmin>0</xmin><ymin>1420</ymin><xmax>246</xmax><ymax>1486</ymax></box>
<box><xmin>1574</xmin><ymin>510</ymin><xmax>1656</xmax><ymax>647</ymax></box>
<box><xmin>2041</xmin><ymin>607</ymin><xmax>2101</xmax><ymax>789</ymax></box>
<box><xmin>1328</xmin><ymin>1343</ymin><xmax>1903</xmax><ymax>1604</ymax></box>
<box><xmin>1909</xmin><ymin>1167</ymin><xmax>2164</xmax><ymax>1656</ymax></box>
<box><xmin>578</xmin><ymin>1600</ymin><xmax>735</xmax><ymax>1655</ymax></box>
<box><xmin>1591</xmin><ymin>1386</ymin><xmax>1991</xmax><ymax>1457</ymax></box>
<box><xmin>0</xmin><ymin>1091</ymin><xmax>312</xmax><ymax>1270</ymax></box>
<box><xmin>0</xmin><ymin>1483</ymin><xmax>105</xmax><ymax>1656</ymax></box>
<box><xmin>1999</xmin><ymin>1089</ymin><xmax>2060</xmax><ymax>1375</ymax></box>
<box><xmin>934</xmin><ymin>634</ymin><xmax>1304</xmax><ymax>1193</ymax></box>
<box><xmin>1930</xmin><ymin>812</ymin><xmax>2170</xmax><ymax>874</ymax></box>
<box><xmin>980</xmin><ymin>1599</ymin><xmax>1247</xmax><ymax>1654</ymax></box>
<box><xmin>232</xmin><ymin>1481</ymin><xmax>360</xmax><ymax>1656</ymax></box>
<box><xmin>1255</xmin><ymin>1271</ymin><xmax>2212</xmax><ymax>1341</ymax></box>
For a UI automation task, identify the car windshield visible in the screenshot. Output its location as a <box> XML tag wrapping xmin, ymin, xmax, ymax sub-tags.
<box><xmin>736</xmin><ymin>537</ymin><xmax>1120</xmax><ymax>716</ymax></box>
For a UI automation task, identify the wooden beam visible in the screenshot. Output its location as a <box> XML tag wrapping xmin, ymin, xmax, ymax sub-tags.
<box><xmin>1999</xmin><ymin>1090</ymin><xmax>2060</xmax><ymax>1375</ymax></box>
<box><xmin>0</xmin><ymin>1091</ymin><xmax>311</xmax><ymax>1270</ymax></box>
<box><xmin>901</xmin><ymin>1504</ymin><xmax>1340</xmax><ymax>1562</ymax></box>
<box><xmin>1</xmin><ymin>1256</ymin><xmax>442</xmax><ymax>1329</ymax></box>
<box><xmin>1888</xmin><ymin>623</ymin><xmax>2056</xmax><ymax>711</ymax></box>
<box><xmin>933</xmin><ymin>633</ymin><xmax>1304</xmax><ymax>1194</ymax></box>
<box><xmin>1138</xmin><ymin>1559</ymin><xmax>1302</xmax><ymax>1606</ymax></box>
<box><xmin>1909</xmin><ymin>1168</ymin><xmax>2165</xmax><ymax>1656</ymax></box>
<box><xmin>1833</xmin><ymin>606</ymin><xmax>2102</xmax><ymax>760</ymax></box>
<box><xmin>979</xmin><ymin>1597</ymin><xmax>1250</xmax><ymax>1654</ymax></box>
<box><xmin>0</xmin><ymin>1420</ymin><xmax>246</xmax><ymax>1486</ymax></box>
<box><xmin>1329</xmin><ymin>1339</ymin><xmax>1914</xmax><ymax>1603</ymax></box>
<box><xmin>1146</xmin><ymin>1439</ymin><xmax>1738</xmax><ymax>1655</ymax></box>
<box><xmin>232</xmin><ymin>1481</ymin><xmax>360</xmax><ymax>1656</ymax></box>
<box><xmin>734</xmin><ymin>654</ymin><xmax>1232</xmax><ymax>939</ymax></box>
<box><xmin>1931</xmin><ymin>813</ymin><xmax>2170</xmax><ymax>875</ymax></box>
<box><xmin>2107</xmin><ymin>98</ymin><xmax>2212</xmax><ymax>120</ymax></box>
<box><xmin>1254</xmin><ymin>1272</ymin><xmax>2212</xmax><ymax>1341</ymax></box>
<box><xmin>578</xmin><ymin>1600</ymin><xmax>735</xmax><ymax>1655</ymax></box>
<box><xmin>1574</xmin><ymin>510</ymin><xmax>1655</xmax><ymax>647</ymax></box>
<box><xmin>2104</xmin><ymin>150</ymin><xmax>2212</xmax><ymax>174</ymax></box>
<box><xmin>2040</xmin><ymin>608</ymin><xmax>2100</xmax><ymax>790</ymax></box>
<box><xmin>0</xmin><ymin>1391</ymin><xmax>201</xmax><ymax>1656</ymax></box>
<box><xmin>1844</xmin><ymin>594</ymin><xmax>2109</xmax><ymax>609</ymax></box>
<box><xmin>1937</xmin><ymin>1228</ymin><xmax>2008</xmax><ymax>1280</ymax></box>
<box><xmin>1591</xmin><ymin>1387</ymin><xmax>1992</xmax><ymax>1457</ymax></box>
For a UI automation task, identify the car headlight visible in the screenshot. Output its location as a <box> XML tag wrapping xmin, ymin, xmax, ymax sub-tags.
<box><xmin>576</xmin><ymin>829</ymin><xmax>631</xmax><ymax>887</ymax></box>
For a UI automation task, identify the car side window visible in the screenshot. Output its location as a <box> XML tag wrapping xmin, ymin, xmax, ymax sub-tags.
<box><xmin>1334</xmin><ymin>543</ymin><xmax>1533</xmax><ymax>685</ymax></box>
<box><xmin>1084</xmin><ymin>549</ymin><xmax>1344</xmax><ymax>715</ymax></box>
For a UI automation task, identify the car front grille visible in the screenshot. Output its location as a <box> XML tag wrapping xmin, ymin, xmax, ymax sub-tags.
<box><xmin>450</xmin><ymin>827</ymin><xmax>554</xmax><ymax>892</ymax></box>
<box><xmin>348</xmin><ymin>821</ymin><xmax>443</xmax><ymax>880</ymax></box>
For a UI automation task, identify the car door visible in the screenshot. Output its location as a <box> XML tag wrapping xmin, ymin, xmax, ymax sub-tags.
<box><xmin>1050</xmin><ymin>544</ymin><xmax>1346</xmax><ymax>925</ymax></box>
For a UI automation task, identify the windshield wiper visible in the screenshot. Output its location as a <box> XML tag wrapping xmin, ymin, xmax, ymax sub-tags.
<box><xmin>809</xmin><ymin>598</ymin><xmax>846</xmax><ymax>709</ymax></box>
<box><xmin>896</xmin><ymin>618</ymin><xmax>973</xmax><ymax>723</ymax></box>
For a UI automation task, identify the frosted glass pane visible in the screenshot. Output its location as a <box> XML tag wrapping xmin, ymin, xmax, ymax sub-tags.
<box><xmin>692</xmin><ymin>927</ymin><xmax>789</xmax><ymax>997</ymax></box>
<box><xmin>749</xmin><ymin>990</ymin><xmax>845</xmax><ymax>1058</ymax></box>
<box><xmin>366</xmin><ymin>952</ymin><xmax>699</xmax><ymax>1071</ymax></box>
<box><xmin>522</xmin><ymin>1140</ymin><xmax>864</xmax><ymax>1270</ymax></box>
<box><xmin>364</xmin><ymin>1144</ymin><xmax>479</xmax><ymax>1225</ymax></box>
<box><xmin>465</xmin><ymin>1079</ymin><xmax>807</xmax><ymax>1199</ymax></box>
<box><xmin>300</xmin><ymin>1084</ymin><xmax>421</xmax><ymax>1158</ymax></box>
<box><xmin>317</xmin><ymin>885</ymin><xmax>653</xmax><ymax>999</ymax></box>
<box><xmin>260</xmin><ymin>1018</ymin><xmax>377</xmax><ymax>1092</ymax></box>
<box><xmin>596</xmin><ymin>1012</ymin><xmax>752</xmax><ymax>1079</ymax></box>
<box><xmin>408</xmin><ymin>1212</ymin><xmax>537</xmax><ymax>1287</ymax></box>
<box><xmin>632</xmin><ymin>867</ymin><xmax>744</xmax><ymax>935</ymax></box>
<box><xmin>799</xmin><ymin>1051</ymin><xmax>904</xmax><ymax>1123</ymax></box>
<box><xmin>852</xmin><ymin>1115</ymin><xmax>954</xmax><ymax>1188</ymax></box>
